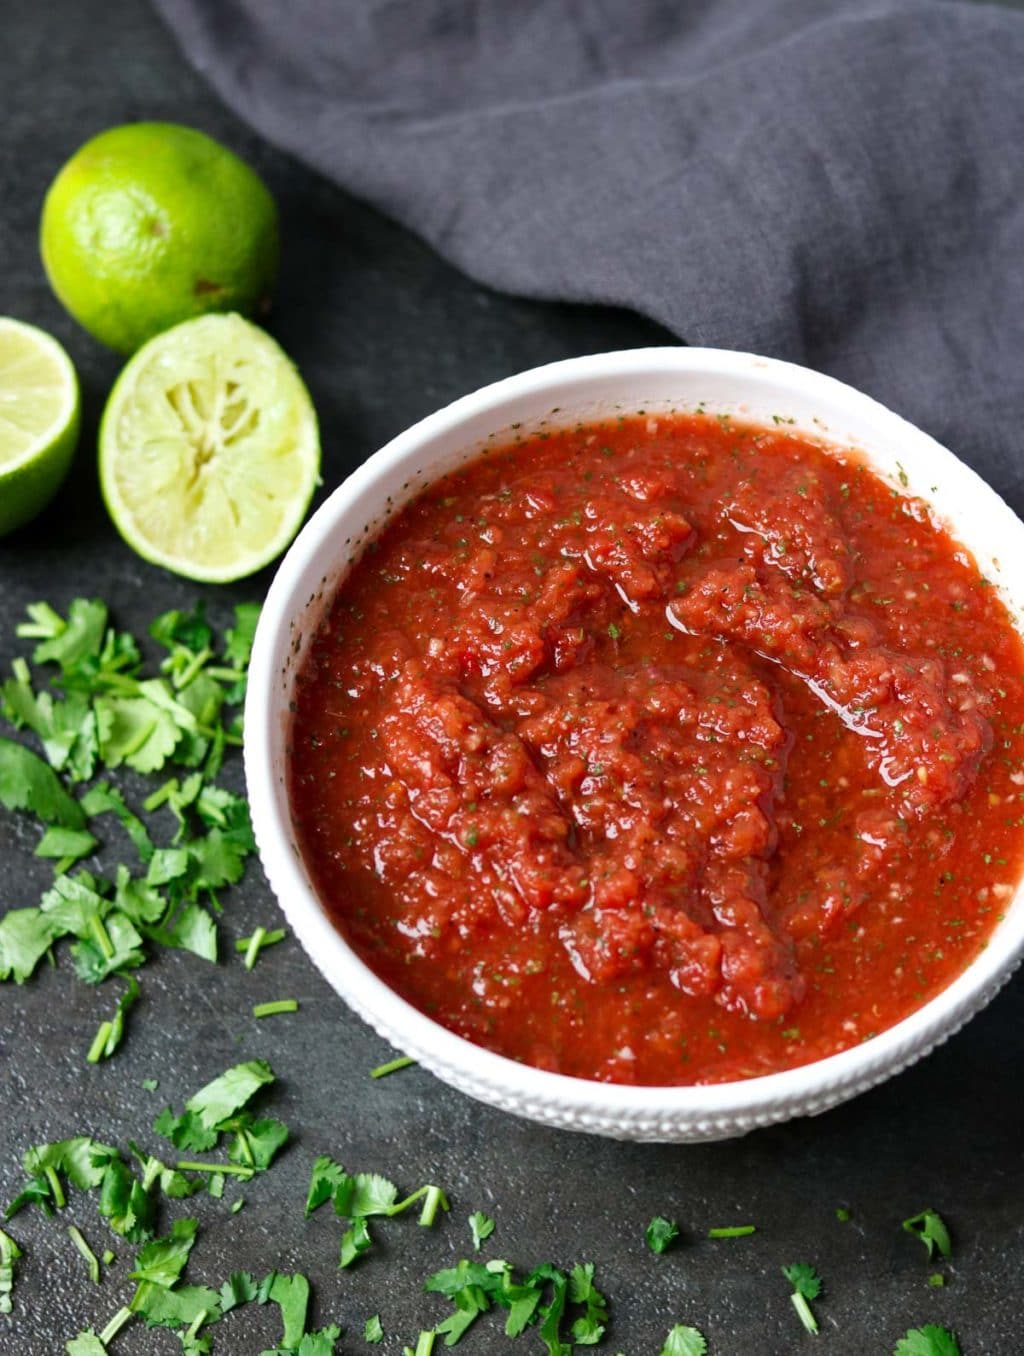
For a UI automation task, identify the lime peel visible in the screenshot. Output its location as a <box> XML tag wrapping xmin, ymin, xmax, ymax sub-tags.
<box><xmin>0</xmin><ymin>318</ymin><xmax>81</xmax><ymax>538</ymax></box>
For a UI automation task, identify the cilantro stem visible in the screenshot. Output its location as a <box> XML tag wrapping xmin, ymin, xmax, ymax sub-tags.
<box><xmin>173</xmin><ymin>648</ymin><xmax>212</xmax><ymax>691</ymax></box>
<box><xmin>233</xmin><ymin>1129</ymin><xmax>255</xmax><ymax>1168</ymax></box>
<box><xmin>205</xmin><ymin>665</ymin><xmax>246</xmax><ymax>682</ymax></box>
<box><xmin>44</xmin><ymin>1166</ymin><xmax>65</xmax><ymax>1210</ymax></box>
<box><xmin>404</xmin><ymin>1333</ymin><xmax>436</xmax><ymax>1356</ymax></box>
<box><xmin>707</xmin><ymin>1225</ymin><xmax>756</xmax><ymax>1238</ymax></box>
<box><xmin>243</xmin><ymin>926</ymin><xmax>267</xmax><ymax>970</ymax></box>
<box><xmin>790</xmin><ymin>1291</ymin><xmax>819</xmax><ymax>1335</ymax></box>
<box><xmin>88</xmin><ymin>912</ymin><xmax>115</xmax><ymax>961</ymax></box>
<box><xmin>100</xmin><ymin>1305</ymin><xmax>134</xmax><ymax>1345</ymax></box>
<box><xmin>175</xmin><ymin>1162</ymin><xmax>255</xmax><ymax>1178</ymax></box>
<box><xmin>67</xmin><ymin>1225</ymin><xmax>101</xmax><ymax>1284</ymax></box>
<box><xmin>185</xmin><ymin>1308</ymin><xmax>209</xmax><ymax>1340</ymax></box>
<box><xmin>418</xmin><ymin>1186</ymin><xmax>450</xmax><ymax>1228</ymax></box>
<box><xmin>370</xmin><ymin>1055</ymin><xmax>417</xmax><ymax>1079</ymax></box>
<box><xmin>87</xmin><ymin>1020</ymin><xmax>114</xmax><ymax>1064</ymax></box>
<box><xmin>252</xmin><ymin>999</ymin><xmax>299</xmax><ymax>1018</ymax></box>
<box><xmin>235</xmin><ymin>927</ymin><xmax>286</xmax><ymax>965</ymax></box>
<box><xmin>142</xmin><ymin>780</ymin><xmax>176</xmax><ymax>813</ymax></box>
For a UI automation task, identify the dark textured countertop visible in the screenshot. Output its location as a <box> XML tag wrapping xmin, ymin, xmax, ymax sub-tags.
<box><xmin>2</xmin><ymin>2</ymin><xmax>1022</xmax><ymax>1352</ymax></box>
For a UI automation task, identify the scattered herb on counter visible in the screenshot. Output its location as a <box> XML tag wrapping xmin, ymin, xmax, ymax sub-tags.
<box><xmin>707</xmin><ymin>1225</ymin><xmax>755</xmax><ymax>1239</ymax></box>
<box><xmin>253</xmin><ymin>998</ymin><xmax>299</xmax><ymax>1019</ymax></box>
<box><xmin>235</xmin><ymin>925</ymin><xmax>287</xmax><ymax>969</ymax></box>
<box><xmin>364</xmin><ymin>1313</ymin><xmax>385</xmax><ymax>1343</ymax></box>
<box><xmin>370</xmin><ymin>1054</ymin><xmax>417</xmax><ymax>1079</ymax></box>
<box><xmin>646</xmin><ymin>1215</ymin><xmax>680</xmax><ymax>1255</ymax></box>
<box><xmin>659</xmin><ymin>1325</ymin><xmax>708</xmax><ymax>1356</ymax></box>
<box><xmin>0</xmin><ymin>1225</ymin><xmax>21</xmax><ymax>1314</ymax></box>
<box><xmin>469</xmin><ymin>1210</ymin><xmax>495</xmax><ymax>1252</ymax></box>
<box><xmin>782</xmin><ymin>1262</ymin><xmax>823</xmax><ymax>1335</ymax></box>
<box><xmin>305</xmin><ymin>1154</ymin><xmax>449</xmax><ymax>1269</ymax></box>
<box><xmin>902</xmin><ymin>1210</ymin><xmax>952</xmax><ymax>1262</ymax></box>
<box><xmin>892</xmin><ymin>1325</ymin><xmax>962</xmax><ymax>1356</ymax></box>
<box><xmin>422</xmin><ymin>1255</ymin><xmax>608</xmax><ymax>1349</ymax></box>
<box><xmin>67</xmin><ymin>1225</ymin><xmax>102</xmax><ymax>1285</ymax></box>
<box><xmin>0</xmin><ymin>599</ymin><xmax>264</xmax><ymax>1061</ymax></box>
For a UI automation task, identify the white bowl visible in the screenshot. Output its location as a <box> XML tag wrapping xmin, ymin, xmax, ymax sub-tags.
<box><xmin>245</xmin><ymin>347</ymin><xmax>1024</xmax><ymax>1143</ymax></box>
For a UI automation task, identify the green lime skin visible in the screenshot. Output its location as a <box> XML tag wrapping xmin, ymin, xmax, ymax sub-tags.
<box><xmin>0</xmin><ymin>407</ymin><xmax>80</xmax><ymax>538</ymax></box>
<box><xmin>40</xmin><ymin>123</ymin><xmax>279</xmax><ymax>354</ymax></box>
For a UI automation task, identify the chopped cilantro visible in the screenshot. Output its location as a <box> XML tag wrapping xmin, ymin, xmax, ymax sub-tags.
<box><xmin>0</xmin><ymin>599</ymin><xmax>261</xmax><ymax>1053</ymax></box>
<box><xmin>253</xmin><ymin>998</ymin><xmax>299</xmax><ymax>1018</ymax></box>
<box><xmin>646</xmin><ymin>1215</ymin><xmax>680</xmax><ymax>1254</ymax></box>
<box><xmin>67</xmin><ymin>1224</ymin><xmax>102</xmax><ymax>1284</ymax></box>
<box><xmin>424</xmin><ymin>1254</ymin><xmax>609</xmax><ymax>1351</ymax></box>
<box><xmin>660</xmin><ymin>1326</ymin><xmax>708</xmax><ymax>1356</ymax></box>
<box><xmin>141</xmin><ymin>1078</ymin><xmax>159</xmax><ymax>1092</ymax></box>
<box><xmin>836</xmin><ymin>1207</ymin><xmax>851</xmax><ymax>1222</ymax></box>
<box><xmin>129</xmin><ymin>1217</ymin><xmax>198</xmax><ymax>1287</ymax></box>
<box><xmin>370</xmin><ymin>1054</ymin><xmax>417</xmax><ymax>1079</ymax></box>
<box><xmin>469</xmin><ymin>1210</ymin><xmax>495</xmax><ymax>1252</ymax></box>
<box><xmin>365</xmin><ymin>1313</ymin><xmax>385</xmax><ymax>1343</ymax></box>
<box><xmin>902</xmin><ymin>1209</ymin><xmax>952</xmax><ymax>1261</ymax></box>
<box><xmin>0</xmin><ymin>1226</ymin><xmax>21</xmax><ymax>1315</ymax></box>
<box><xmin>893</xmin><ymin>1325</ymin><xmax>962</xmax><ymax>1356</ymax></box>
<box><xmin>782</xmin><ymin>1262</ymin><xmax>822</xmax><ymax>1334</ymax></box>
<box><xmin>707</xmin><ymin>1224</ymin><xmax>755</xmax><ymax>1238</ymax></box>
<box><xmin>86</xmin><ymin>974</ymin><xmax>140</xmax><ymax>1064</ymax></box>
<box><xmin>235</xmin><ymin>924</ymin><xmax>287</xmax><ymax>969</ymax></box>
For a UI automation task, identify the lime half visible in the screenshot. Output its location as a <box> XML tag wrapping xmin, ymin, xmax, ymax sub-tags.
<box><xmin>99</xmin><ymin>313</ymin><xmax>320</xmax><ymax>582</ymax></box>
<box><xmin>0</xmin><ymin>318</ymin><xmax>81</xmax><ymax>538</ymax></box>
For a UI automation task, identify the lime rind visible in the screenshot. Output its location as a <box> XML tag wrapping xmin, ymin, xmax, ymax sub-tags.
<box><xmin>0</xmin><ymin>318</ymin><xmax>81</xmax><ymax>537</ymax></box>
<box><xmin>99</xmin><ymin>313</ymin><xmax>320</xmax><ymax>582</ymax></box>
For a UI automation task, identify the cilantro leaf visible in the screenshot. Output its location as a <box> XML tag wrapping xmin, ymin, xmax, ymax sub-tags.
<box><xmin>0</xmin><ymin>1226</ymin><xmax>22</xmax><ymax>1315</ymax></box>
<box><xmin>902</xmin><ymin>1210</ymin><xmax>952</xmax><ymax>1261</ymax></box>
<box><xmin>26</xmin><ymin>598</ymin><xmax>108</xmax><ymax>671</ymax></box>
<box><xmin>0</xmin><ymin>907</ymin><xmax>57</xmax><ymax>983</ymax></box>
<box><xmin>228</xmin><ymin>1118</ymin><xmax>289</xmax><ymax>1173</ymax></box>
<box><xmin>150</xmin><ymin>605</ymin><xmax>213</xmax><ymax>656</ymax></box>
<box><xmin>261</xmin><ymin>1271</ymin><xmax>310</xmax><ymax>1348</ymax></box>
<box><xmin>136</xmin><ymin>1282</ymin><xmax>222</xmax><ymax>1330</ymax></box>
<box><xmin>98</xmin><ymin>1156</ymin><xmax>157</xmax><ymax>1242</ymax></box>
<box><xmin>294</xmin><ymin>1326</ymin><xmax>343</xmax><ymax>1356</ymax></box>
<box><xmin>569</xmin><ymin>1262</ymin><xmax>607</xmax><ymax>1345</ymax></box>
<box><xmin>148</xmin><ymin>902</ymin><xmax>217</xmax><ymax>962</ymax></box>
<box><xmin>660</xmin><ymin>1326</ymin><xmax>708</xmax><ymax>1356</ymax></box>
<box><xmin>469</xmin><ymin>1211</ymin><xmax>495</xmax><ymax>1252</ymax></box>
<box><xmin>646</xmin><ymin>1215</ymin><xmax>680</xmax><ymax>1255</ymax></box>
<box><xmin>187</xmin><ymin>1061</ymin><xmax>275</xmax><ymax>1131</ymax></box>
<box><xmin>153</xmin><ymin>1106</ymin><xmax>219</xmax><ymax>1154</ymax></box>
<box><xmin>893</xmin><ymin>1325</ymin><xmax>962</xmax><ymax>1356</ymax></box>
<box><xmin>782</xmin><ymin>1262</ymin><xmax>822</xmax><ymax>1301</ymax></box>
<box><xmin>364</xmin><ymin>1314</ymin><xmax>384</xmax><ymax>1344</ymax></box>
<box><xmin>782</xmin><ymin>1263</ymin><xmax>822</xmax><ymax>1334</ymax></box>
<box><xmin>129</xmin><ymin>1217</ymin><xmax>199</xmax><ymax>1287</ymax></box>
<box><xmin>340</xmin><ymin>1218</ymin><xmax>373</xmax><ymax>1269</ymax></box>
<box><xmin>0</xmin><ymin>736</ymin><xmax>85</xmax><ymax>826</ymax></box>
<box><xmin>219</xmin><ymin>1270</ymin><xmax>259</xmax><ymax>1313</ymax></box>
<box><xmin>66</xmin><ymin>1332</ymin><xmax>108</xmax><ymax>1355</ymax></box>
<box><xmin>95</xmin><ymin>694</ymin><xmax>182</xmax><ymax>775</ymax></box>
<box><xmin>34</xmin><ymin>825</ymin><xmax>98</xmax><ymax>864</ymax></box>
<box><xmin>70</xmin><ymin>912</ymin><xmax>145</xmax><ymax>984</ymax></box>
<box><xmin>81</xmin><ymin>783</ymin><xmax>154</xmax><ymax>862</ymax></box>
<box><xmin>306</xmin><ymin>1156</ymin><xmax>348</xmax><ymax>1216</ymax></box>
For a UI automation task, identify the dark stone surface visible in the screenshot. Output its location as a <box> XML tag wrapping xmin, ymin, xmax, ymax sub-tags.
<box><xmin>1</xmin><ymin>1</ymin><xmax>1022</xmax><ymax>1352</ymax></box>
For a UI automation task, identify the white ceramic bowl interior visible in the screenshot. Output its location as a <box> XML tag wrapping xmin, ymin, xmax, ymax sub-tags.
<box><xmin>245</xmin><ymin>347</ymin><xmax>1024</xmax><ymax>1143</ymax></box>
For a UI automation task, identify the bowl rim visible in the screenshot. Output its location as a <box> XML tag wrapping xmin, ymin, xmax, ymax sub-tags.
<box><xmin>245</xmin><ymin>345</ymin><xmax>1024</xmax><ymax>1128</ymax></box>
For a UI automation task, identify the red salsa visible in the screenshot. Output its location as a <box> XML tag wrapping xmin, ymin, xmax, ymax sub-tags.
<box><xmin>288</xmin><ymin>413</ymin><xmax>1024</xmax><ymax>1085</ymax></box>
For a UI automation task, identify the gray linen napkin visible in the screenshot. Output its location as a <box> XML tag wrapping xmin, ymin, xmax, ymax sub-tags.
<box><xmin>152</xmin><ymin>0</ymin><xmax>1024</xmax><ymax>493</ymax></box>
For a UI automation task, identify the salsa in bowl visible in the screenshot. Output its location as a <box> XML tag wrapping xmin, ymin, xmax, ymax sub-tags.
<box><xmin>246</xmin><ymin>349</ymin><xmax>1024</xmax><ymax>1140</ymax></box>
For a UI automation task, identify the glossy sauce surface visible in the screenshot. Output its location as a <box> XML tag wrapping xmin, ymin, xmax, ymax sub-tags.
<box><xmin>289</xmin><ymin>413</ymin><xmax>1024</xmax><ymax>1084</ymax></box>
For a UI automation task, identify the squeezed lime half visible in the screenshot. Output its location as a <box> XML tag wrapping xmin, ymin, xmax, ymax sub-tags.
<box><xmin>99</xmin><ymin>313</ymin><xmax>320</xmax><ymax>581</ymax></box>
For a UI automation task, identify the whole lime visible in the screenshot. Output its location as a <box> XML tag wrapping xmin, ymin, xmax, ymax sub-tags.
<box><xmin>40</xmin><ymin>123</ymin><xmax>279</xmax><ymax>354</ymax></box>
